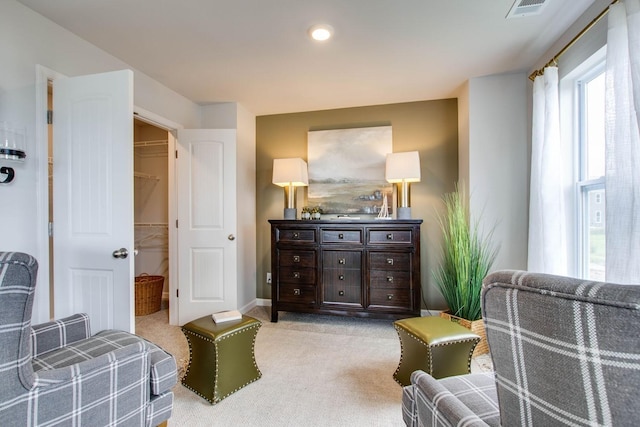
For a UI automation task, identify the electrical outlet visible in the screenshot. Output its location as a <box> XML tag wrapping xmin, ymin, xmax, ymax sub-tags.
<box><xmin>266</xmin><ymin>272</ymin><xmax>272</xmax><ymax>284</ymax></box>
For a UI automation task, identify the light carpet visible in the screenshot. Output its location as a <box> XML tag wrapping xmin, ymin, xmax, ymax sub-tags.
<box><xmin>135</xmin><ymin>307</ymin><xmax>493</xmax><ymax>427</ymax></box>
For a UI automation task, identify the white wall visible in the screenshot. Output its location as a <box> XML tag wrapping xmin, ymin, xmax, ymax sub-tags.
<box><xmin>459</xmin><ymin>73</ymin><xmax>529</xmax><ymax>272</ymax></box>
<box><xmin>0</xmin><ymin>0</ymin><xmax>201</xmax><ymax>322</ymax></box>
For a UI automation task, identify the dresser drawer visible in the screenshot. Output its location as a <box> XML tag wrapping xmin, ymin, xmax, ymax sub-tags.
<box><xmin>369</xmin><ymin>288</ymin><xmax>411</xmax><ymax>308</ymax></box>
<box><xmin>323</xmin><ymin>282</ymin><xmax>362</xmax><ymax>306</ymax></box>
<box><xmin>369</xmin><ymin>252</ymin><xmax>410</xmax><ymax>270</ymax></box>
<box><xmin>278</xmin><ymin>284</ymin><xmax>316</xmax><ymax>304</ymax></box>
<box><xmin>278</xmin><ymin>250</ymin><xmax>316</xmax><ymax>268</ymax></box>
<box><xmin>279</xmin><ymin>266</ymin><xmax>316</xmax><ymax>284</ymax></box>
<box><xmin>276</xmin><ymin>228</ymin><xmax>316</xmax><ymax>243</ymax></box>
<box><xmin>322</xmin><ymin>229</ymin><xmax>363</xmax><ymax>244</ymax></box>
<box><xmin>368</xmin><ymin>229</ymin><xmax>413</xmax><ymax>244</ymax></box>
<box><xmin>323</xmin><ymin>250</ymin><xmax>361</xmax><ymax>268</ymax></box>
<box><xmin>322</xmin><ymin>268</ymin><xmax>362</xmax><ymax>286</ymax></box>
<box><xmin>369</xmin><ymin>270</ymin><xmax>410</xmax><ymax>288</ymax></box>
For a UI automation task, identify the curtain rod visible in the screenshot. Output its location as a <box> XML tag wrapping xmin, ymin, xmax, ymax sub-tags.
<box><xmin>528</xmin><ymin>0</ymin><xmax>618</xmax><ymax>81</ymax></box>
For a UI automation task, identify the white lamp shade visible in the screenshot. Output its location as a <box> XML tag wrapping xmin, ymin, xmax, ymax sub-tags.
<box><xmin>385</xmin><ymin>151</ymin><xmax>421</xmax><ymax>183</ymax></box>
<box><xmin>272</xmin><ymin>158</ymin><xmax>309</xmax><ymax>187</ymax></box>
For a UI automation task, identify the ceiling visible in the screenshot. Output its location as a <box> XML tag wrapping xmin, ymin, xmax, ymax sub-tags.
<box><xmin>18</xmin><ymin>0</ymin><xmax>595</xmax><ymax>116</ymax></box>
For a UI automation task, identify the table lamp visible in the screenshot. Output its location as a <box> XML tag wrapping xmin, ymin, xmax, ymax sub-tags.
<box><xmin>272</xmin><ymin>158</ymin><xmax>309</xmax><ymax>219</ymax></box>
<box><xmin>385</xmin><ymin>151</ymin><xmax>421</xmax><ymax>219</ymax></box>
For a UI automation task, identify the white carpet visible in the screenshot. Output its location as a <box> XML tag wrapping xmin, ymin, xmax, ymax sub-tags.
<box><xmin>136</xmin><ymin>307</ymin><xmax>492</xmax><ymax>426</ymax></box>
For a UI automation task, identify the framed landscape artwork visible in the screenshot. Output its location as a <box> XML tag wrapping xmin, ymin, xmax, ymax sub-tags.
<box><xmin>307</xmin><ymin>126</ymin><xmax>393</xmax><ymax>215</ymax></box>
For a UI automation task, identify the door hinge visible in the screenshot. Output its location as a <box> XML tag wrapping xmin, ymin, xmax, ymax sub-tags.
<box><xmin>175</xmin><ymin>150</ymin><xmax>178</xmax><ymax>159</ymax></box>
<box><xmin>176</xmin><ymin>289</ymin><xmax>179</xmax><ymax>298</ymax></box>
<box><xmin>175</xmin><ymin>219</ymin><xmax>178</xmax><ymax>228</ymax></box>
<box><xmin>48</xmin><ymin>222</ymin><xmax>53</xmax><ymax>237</ymax></box>
<box><xmin>47</xmin><ymin>110</ymin><xmax>53</xmax><ymax>125</ymax></box>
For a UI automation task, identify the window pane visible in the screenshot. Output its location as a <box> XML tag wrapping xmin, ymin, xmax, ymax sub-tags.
<box><xmin>584</xmin><ymin>73</ymin><xmax>605</xmax><ymax>179</ymax></box>
<box><xmin>585</xmin><ymin>188</ymin><xmax>606</xmax><ymax>280</ymax></box>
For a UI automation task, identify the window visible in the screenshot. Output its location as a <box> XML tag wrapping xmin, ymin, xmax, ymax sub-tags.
<box><xmin>576</xmin><ymin>66</ymin><xmax>606</xmax><ymax>280</ymax></box>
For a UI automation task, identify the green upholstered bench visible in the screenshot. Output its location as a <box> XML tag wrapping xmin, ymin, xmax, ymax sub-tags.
<box><xmin>393</xmin><ymin>316</ymin><xmax>480</xmax><ymax>386</ymax></box>
<box><xmin>181</xmin><ymin>315</ymin><xmax>262</xmax><ymax>404</ymax></box>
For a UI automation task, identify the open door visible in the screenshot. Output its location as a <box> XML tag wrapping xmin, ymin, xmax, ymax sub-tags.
<box><xmin>176</xmin><ymin>129</ymin><xmax>237</xmax><ymax>325</ymax></box>
<box><xmin>53</xmin><ymin>70</ymin><xmax>134</xmax><ymax>333</ymax></box>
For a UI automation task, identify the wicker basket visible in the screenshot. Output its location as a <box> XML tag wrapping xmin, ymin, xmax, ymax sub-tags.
<box><xmin>440</xmin><ymin>311</ymin><xmax>489</xmax><ymax>356</ymax></box>
<box><xmin>135</xmin><ymin>274</ymin><xmax>164</xmax><ymax>316</ymax></box>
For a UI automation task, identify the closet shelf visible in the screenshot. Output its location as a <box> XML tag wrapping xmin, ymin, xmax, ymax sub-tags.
<box><xmin>134</xmin><ymin>139</ymin><xmax>168</xmax><ymax>148</ymax></box>
<box><xmin>134</xmin><ymin>171</ymin><xmax>160</xmax><ymax>181</ymax></box>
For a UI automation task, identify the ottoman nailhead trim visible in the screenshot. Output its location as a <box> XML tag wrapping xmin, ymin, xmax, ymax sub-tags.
<box><xmin>181</xmin><ymin>321</ymin><xmax>262</xmax><ymax>404</ymax></box>
<box><xmin>393</xmin><ymin>324</ymin><xmax>480</xmax><ymax>386</ymax></box>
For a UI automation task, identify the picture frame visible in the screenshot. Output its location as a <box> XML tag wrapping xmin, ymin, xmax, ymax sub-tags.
<box><xmin>307</xmin><ymin>126</ymin><xmax>393</xmax><ymax>216</ymax></box>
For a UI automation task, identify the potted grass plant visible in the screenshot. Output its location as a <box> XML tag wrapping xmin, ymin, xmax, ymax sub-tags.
<box><xmin>434</xmin><ymin>184</ymin><xmax>498</xmax><ymax>355</ymax></box>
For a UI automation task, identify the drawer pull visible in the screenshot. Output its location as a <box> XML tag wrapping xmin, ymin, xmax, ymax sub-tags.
<box><xmin>387</xmin><ymin>276</ymin><xmax>394</xmax><ymax>282</ymax></box>
<box><xmin>293</xmin><ymin>288</ymin><xmax>301</xmax><ymax>296</ymax></box>
<box><xmin>338</xmin><ymin>258</ymin><xmax>346</xmax><ymax>265</ymax></box>
<box><xmin>386</xmin><ymin>233</ymin><xmax>393</xmax><ymax>240</ymax></box>
<box><xmin>293</xmin><ymin>255</ymin><xmax>300</xmax><ymax>263</ymax></box>
<box><xmin>293</xmin><ymin>272</ymin><xmax>300</xmax><ymax>279</ymax></box>
<box><xmin>387</xmin><ymin>294</ymin><xmax>394</xmax><ymax>300</ymax></box>
<box><xmin>338</xmin><ymin>290</ymin><xmax>345</xmax><ymax>296</ymax></box>
<box><xmin>386</xmin><ymin>258</ymin><xmax>394</xmax><ymax>265</ymax></box>
<box><xmin>339</xmin><ymin>274</ymin><xmax>345</xmax><ymax>280</ymax></box>
<box><xmin>338</xmin><ymin>233</ymin><xmax>344</xmax><ymax>239</ymax></box>
<box><xmin>293</xmin><ymin>232</ymin><xmax>300</xmax><ymax>239</ymax></box>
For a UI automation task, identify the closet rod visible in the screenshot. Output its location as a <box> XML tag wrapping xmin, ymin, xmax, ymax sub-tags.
<box><xmin>134</xmin><ymin>222</ymin><xmax>168</xmax><ymax>227</ymax></box>
<box><xmin>528</xmin><ymin>0</ymin><xmax>617</xmax><ymax>81</ymax></box>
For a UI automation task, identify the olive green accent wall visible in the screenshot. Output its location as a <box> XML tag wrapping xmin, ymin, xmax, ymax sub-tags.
<box><xmin>256</xmin><ymin>99</ymin><xmax>458</xmax><ymax>311</ymax></box>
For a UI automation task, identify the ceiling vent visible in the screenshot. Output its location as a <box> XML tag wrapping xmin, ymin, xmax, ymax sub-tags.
<box><xmin>506</xmin><ymin>0</ymin><xmax>549</xmax><ymax>18</ymax></box>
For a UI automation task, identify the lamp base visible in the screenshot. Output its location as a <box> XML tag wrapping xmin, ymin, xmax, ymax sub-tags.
<box><xmin>283</xmin><ymin>208</ymin><xmax>297</xmax><ymax>220</ymax></box>
<box><xmin>396</xmin><ymin>207</ymin><xmax>411</xmax><ymax>219</ymax></box>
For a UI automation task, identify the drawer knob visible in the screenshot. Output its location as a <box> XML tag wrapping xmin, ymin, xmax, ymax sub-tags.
<box><xmin>338</xmin><ymin>290</ymin><xmax>345</xmax><ymax>296</ymax></box>
<box><xmin>293</xmin><ymin>288</ymin><xmax>301</xmax><ymax>296</ymax></box>
<box><xmin>339</xmin><ymin>274</ymin><xmax>345</xmax><ymax>280</ymax></box>
<box><xmin>338</xmin><ymin>258</ymin><xmax>346</xmax><ymax>265</ymax></box>
<box><xmin>293</xmin><ymin>272</ymin><xmax>300</xmax><ymax>279</ymax></box>
<box><xmin>386</xmin><ymin>258</ymin><xmax>394</xmax><ymax>265</ymax></box>
<box><xmin>386</xmin><ymin>233</ymin><xmax>393</xmax><ymax>240</ymax></box>
<box><xmin>293</xmin><ymin>255</ymin><xmax>300</xmax><ymax>263</ymax></box>
<box><xmin>387</xmin><ymin>276</ymin><xmax>394</xmax><ymax>282</ymax></box>
<box><xmin>387</xmin><ymin>294</ymin><xmax>394</xmax><ymax>300</ymax></box>
<box><xmin>293</xmin><ymin>232</ymin><xmax>300</xmax><ymax>239</ymax></box>
<box><xmin>338</xmin><ymin>233</ymin><xmax>344</xmax><ymax>239</ymax></box>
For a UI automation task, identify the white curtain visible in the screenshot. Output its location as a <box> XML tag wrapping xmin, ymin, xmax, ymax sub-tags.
<box><xmin>605</xmin><ymin>0</ymin><xmax>640</xmax><ymax>284</ymax></box>
<box><xmin>528</xmin><ymin>67</ymin><xmax>568</xmax><ymax>275</ymax></box>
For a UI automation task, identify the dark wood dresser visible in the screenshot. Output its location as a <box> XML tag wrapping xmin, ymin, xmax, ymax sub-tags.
<box><xmin>269</xmin><ymin>219</ymin><xmax>422</xmax><ymax>322</ymax></box>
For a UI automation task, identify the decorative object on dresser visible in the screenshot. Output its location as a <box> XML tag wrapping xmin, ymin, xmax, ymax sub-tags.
<box><xmin>269</xmin><ymin>219</ymin><xmax>422</xmax><ymax>322</ymax></box>
<box><xmin>385</xmin><ymin>151</ymin><xmax>421</xmax><ymax>219</ymax></box>
<box><xmin>272</xmin><ymin>157</ymin><xmax>309</xmax><ymax>219</ymax></box>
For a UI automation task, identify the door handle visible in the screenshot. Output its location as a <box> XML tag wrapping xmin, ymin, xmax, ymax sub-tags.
<box><xmin>228</xmin><ymin>234</ymin><xmax>236</xmax><ymax>241</ymax></box>
<box><xmin>112</xmin><ymin>248</ymin><xmax>129</xmax><ymax>259</ymax></box>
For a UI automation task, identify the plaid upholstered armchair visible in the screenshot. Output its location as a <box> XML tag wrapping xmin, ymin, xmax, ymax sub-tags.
<box><xmin>0</xmin><ymin>252</ymin><xmax>177</xmax><ymax>426</ymax></box>
<box><xmin>402</xmin><ymin>270</ymin><xmax>640</xmax><ymax>426</ymax></box>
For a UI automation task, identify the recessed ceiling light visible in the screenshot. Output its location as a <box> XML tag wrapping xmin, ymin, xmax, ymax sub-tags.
<box><xmin>308</xmin><ymin>24</ymin><xmax>333</xmax><ymax>41</ymax></box>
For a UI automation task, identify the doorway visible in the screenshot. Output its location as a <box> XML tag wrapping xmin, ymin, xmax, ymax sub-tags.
<box><xmin>133</xmin><ymin>118</ymin><xmax>170</xmax><ymax>321</ymax></box>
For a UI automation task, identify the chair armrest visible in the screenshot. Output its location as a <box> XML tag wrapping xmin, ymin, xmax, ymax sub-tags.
<box><xmin>33</xmin><ymin>340</ymin><xmax>148</xmax><ymax>387</ymax></box>
<box><xmin>409</xmin><ymin>371</ymin><xmax>491</xmax><ymax>427</ymax></box>
<box><xmin>30</xmin><ymin>313</ymin><xmax>91</xmax><ymax>357</ymax></box>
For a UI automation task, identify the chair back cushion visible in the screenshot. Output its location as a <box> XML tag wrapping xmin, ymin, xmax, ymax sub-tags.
<box><xmin>0</xmin><ymin>252</ymin><xmax>38</xmax><ymax>397</ymax></box>
<box><xmin>482</xmin><ymin>270</ymin><xmax>640</xmax><ymax>426</ymax></box>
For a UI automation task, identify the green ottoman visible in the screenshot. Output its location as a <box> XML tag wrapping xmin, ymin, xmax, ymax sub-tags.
<box><xmin>181</xmin><ymin>315</ymin><xmax>262</xmax><ymax>404</ymax></box>
<box><xmin>393</xmin><ymin>316</ymin><xmax>480</xmax><ymax>386</ymax></box>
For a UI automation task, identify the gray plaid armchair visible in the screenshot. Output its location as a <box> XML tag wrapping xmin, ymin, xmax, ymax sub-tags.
<box><xmin>402</xmin><ymin>270</ymin><xmax>640</xmax><ymax>426</ymax></box>
<box><xmin>0</xmin><ymin>252</ymin><xmax>177</xmax><ymax>426</ymax></box>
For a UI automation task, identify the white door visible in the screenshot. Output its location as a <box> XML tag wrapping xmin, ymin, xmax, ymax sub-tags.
<box><xmin>176</xmin><ymin>129</ymin><xmax>237</xmax><ymax>325</ymax></box>
<box><xmin>53</xmin><ymin>70</ymin><xmax>134</xmax><ymax>333</ymax></box>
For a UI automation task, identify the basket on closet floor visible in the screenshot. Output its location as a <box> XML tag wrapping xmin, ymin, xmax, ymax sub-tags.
<box><xmin>135</xmin><ymin>274</ymin><xmax>164</xmax><ymax>316</ymax></box>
